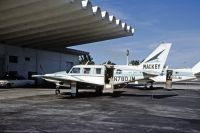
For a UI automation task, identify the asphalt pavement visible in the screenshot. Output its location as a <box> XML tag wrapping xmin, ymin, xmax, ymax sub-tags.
<box><xmin>0</xmin><ymin>85</ymin><xmax>200</xmax><ymax>133</ymax></box>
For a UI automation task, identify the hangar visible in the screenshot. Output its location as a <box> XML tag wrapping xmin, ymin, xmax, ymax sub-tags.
<box><xmin>0</xmin><ymin>0</ymin><xmax>134</xmax><ymax>81</ymax></box>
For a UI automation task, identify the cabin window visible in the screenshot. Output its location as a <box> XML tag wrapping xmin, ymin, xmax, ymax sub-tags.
<box><xmin>96</xmin><ymin>68</ymin><xmax>102</xmax><ymax>74</ymax></box>
<box><xmin>83</xmin><ymin>68</ymin><xmax>91</xmax><ymax>74</ymax></box>
<box><xmin>70</xmin><ymin>68</ymin><xmax>80</xmax><ymax>74</ymax></box>
<box><xmin>116</xmin><ymin>69</ymin><xmax>122</xmax><ymax>74</ymax></box>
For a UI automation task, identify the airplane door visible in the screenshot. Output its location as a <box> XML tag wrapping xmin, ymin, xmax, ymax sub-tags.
<box><xmin>103</xmin><ymin>65</ymin><xmax>114</xmax><ymax>93</ymax></box>
<box><xmin>105</xmin><ymin>66</ymin><xmax>113</xmax><ymax>84</ymax></box>
<box><xmin>0</xmin><ymin>57</ymin><xmax>5</xmax><ymax>76</ymax></box>
<box><xmin>166</xmin><ymin>70</ymin><xmax>173</xmax><ymax>89</ymax></box>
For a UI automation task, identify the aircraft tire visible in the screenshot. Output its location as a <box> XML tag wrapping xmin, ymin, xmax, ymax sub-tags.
<box><xmin>144</xmin><ymin>84</ymin><xmax>148</xmax><ymax>89</ymax></box>
<box><xmin>70</xmin><ymin>93</ymin><xmax>77</xmax><ymax>98</ymax></box>
<box><xmin>95</xmin><ymin>86</ymin><xmax>103</xmax><ymax>96</ymax></box>
<box><xmin>6</xmin><ymin>83</ymin><xmax>11</xmax><ymax>88</ymax></box>
<box><xmin>150</xmin><ymin>85</ymin><xmax>154</xmax><ymax>89</ymax></box>
<box><xmin>55</xmin><ymin>89</ymin><xmax>60</xmax><ymax>95</ymax></box>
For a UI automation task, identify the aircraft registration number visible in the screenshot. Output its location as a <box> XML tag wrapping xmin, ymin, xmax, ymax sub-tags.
<box><xmin>114</xmin><ymin>76</ymin><xmax>135</xmax><ymax>82</ymax></box>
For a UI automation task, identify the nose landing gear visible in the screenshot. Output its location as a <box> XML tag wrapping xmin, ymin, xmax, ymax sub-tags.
<box><xmin>149</xmin><ymin>82</ymin><xmax>154</xmax><ymax>89</ymax></box>
<box><xmin>55</xmin><ymin>85</ymin><xmax>61</xmax><ymax>95</ymax></box>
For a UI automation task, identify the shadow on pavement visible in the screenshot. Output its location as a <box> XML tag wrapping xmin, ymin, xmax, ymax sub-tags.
<box><xmin>58</xmin><ymin>90</ymin><xmax>178</xmax><ymax>99</ymax></box>
<box><xmin>125</xmin><ymin>84</ymin><xmax>164</xmax><ymax>90</ymax></box>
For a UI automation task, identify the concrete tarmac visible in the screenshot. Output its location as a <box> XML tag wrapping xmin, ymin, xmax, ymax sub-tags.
<box><xmin>0</xmin><ymin>85</ymin><xmax>200</xmax><ymax>133</ymax></box>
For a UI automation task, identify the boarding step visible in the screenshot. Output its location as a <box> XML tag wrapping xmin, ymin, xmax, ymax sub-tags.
<box><xmin>103</xmin><ymin>84</ymin><xmax>114</xmax><ymax>93</ymax></box>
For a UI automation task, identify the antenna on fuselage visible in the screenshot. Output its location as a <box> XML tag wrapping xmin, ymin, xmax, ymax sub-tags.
<box><xmin>126</xmin><ymin>49</ymin><xmax>129</xmax><ymax>66</ymax></box>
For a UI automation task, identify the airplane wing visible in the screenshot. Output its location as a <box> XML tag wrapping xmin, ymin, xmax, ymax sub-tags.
<box><xmin>32</xmin><ymin>74</ymin><xmax>80</xmax><ymax>82</ymax></box>
<box><xmin>32</xmin><ymin>74</ymin><xmax>104</xmax><ymax>85</ymax></box>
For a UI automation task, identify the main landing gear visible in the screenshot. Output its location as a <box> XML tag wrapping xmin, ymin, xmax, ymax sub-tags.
<box><xmin>144</xmin><ymin>83</ymin><xmax>154</xmax><ymax>89</ymax></box>
<box><xmin>149</xmin><ymin>82</ymin><xmax>154</xmax><ymax>89</ymax></box>
<box><xmin>95</xmin><ymin>86</ymin><xmax>103</xmax><ymax>96</ymax></box>
<box><xmin>55</xmin><ymin>82</ymin><xmax>78</xmax><ymax>97</ymax></box>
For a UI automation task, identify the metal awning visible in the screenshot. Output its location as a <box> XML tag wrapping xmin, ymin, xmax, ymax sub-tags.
<box><xmin>0</xmin><ymin>0</ymin><xmax>134</xmax><ymax>50</ymax></box>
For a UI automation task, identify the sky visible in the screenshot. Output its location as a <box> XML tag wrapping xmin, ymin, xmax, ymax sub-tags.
<box><xmin>70</xmin><ymin>0</ymin><xmax>200</xmax><ymax>68</ymax></box>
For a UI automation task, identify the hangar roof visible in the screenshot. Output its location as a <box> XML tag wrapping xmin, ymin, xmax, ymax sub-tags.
<box><xmin>0</xmin><ymin>0</ymin><xmax>134</xmax><ymax>50</ymax></box>
<box><xmin>50</xmin><ymin>47</ymin><xmax>89</xmax><ymax>55</ymax></box>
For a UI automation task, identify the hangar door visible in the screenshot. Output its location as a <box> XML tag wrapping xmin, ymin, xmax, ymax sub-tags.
<box><xmin>0</xmin><ymin>56</ymin><xmax>5</xmax><ymax>76</ymax></box>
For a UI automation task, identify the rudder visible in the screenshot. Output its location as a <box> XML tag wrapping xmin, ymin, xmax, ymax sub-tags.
<box><xmin>139</xmin><ymin>43</ymin><xmax>172</xmax><ymax>74</ymax></box>
<box><xmin>192</xmin><ymin>61</ymin><xmax>200</xmax><ymax>74</ymax></box>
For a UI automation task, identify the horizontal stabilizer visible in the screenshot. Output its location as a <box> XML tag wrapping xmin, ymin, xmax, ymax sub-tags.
<box><xmin>143</xmin><ymin>71</ymin><xmax>160</xmax><ymax>77</ymax></box>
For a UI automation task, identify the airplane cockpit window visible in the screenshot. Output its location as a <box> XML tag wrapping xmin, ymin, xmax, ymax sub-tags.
<box><xmin>83</xmin><ymin>68</ymin><xmax>91</xmax><ymax>74</ymax></box>
<box><xmin>70</xmin><ymin>68</ymin><xmax>80</xmax><ymax>74</ymax></box>
<box><xmin>96</xmin><ymin>68</ymin><xmax>102</xmax><ymax>74</ymax></box>
<box><xmin>116</xmin><ymin>69</ymin><xmax>122</xmax><ymax>74</ymax></box>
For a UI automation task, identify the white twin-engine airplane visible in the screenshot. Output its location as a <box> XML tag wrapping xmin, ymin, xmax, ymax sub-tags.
<box><xmin>33</xmin><ymin>43</ymin><xmax>171</xmax><ymax>97</ymax></box>
<box><xmin>133</xmin><ymin>62</ymin><xmax>200</xmax><ymax>89</ymax></box>
<box><xmin>149</xmin><ymin>62</ymin><xmax>200</xmax><ymax>84</ymax></box>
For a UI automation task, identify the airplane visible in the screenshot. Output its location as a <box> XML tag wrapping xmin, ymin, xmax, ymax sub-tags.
<box><xmin>32</xmin><ymin>43</ymin><xmax>171</xmax><ymax>97</ymax></box>
<box><xmin>152</xmin><ymin>62</ymin><xmax>200</xmax><ymax>83</ymax></box>
<box><xmin>133</xmin><ymin>61</ymin><xmax>200</xmax><ymax>89</ymax></box>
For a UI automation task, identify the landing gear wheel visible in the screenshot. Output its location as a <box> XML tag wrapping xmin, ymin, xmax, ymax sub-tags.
<box><xmin>55</xmin><ymin>85</ymin><xmax>61</xmax><ymax>95</ymax></box>
<box><xmin>150</xmin><ymin>83</ymin><xmax>154</xmax><ymax>89</ymax></box>
<box><xmin>6</xmin><ymin>83</ymin><xmax>11</xmax><ymax>88</ymax></box>
<box><xmin>150</xmin><ymin>85</ymin><xmax>154</xmax><ymax>89</ymax></box>
<box><xmin>144</xmin><ymin>84</ymin><xmax>148</xmax><ymax>89</ymax></box>
<box><xmin>70</xmin><ymin>93</ymin><xmax>77</xmax><ymax>98</ymax></box>
<box><xmin>95</xmin><ymin>86</ymin><xmax>103</xmax><ymax>96</ymax></box>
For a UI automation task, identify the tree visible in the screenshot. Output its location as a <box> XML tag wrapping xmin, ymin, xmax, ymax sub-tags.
<box><xmin>79</xmin><ymin>54</ymin><xmax>95</xmax><ymax>65</ymax></box>
<box><xmin>129</xmin><ymin>60</ymin><xmax>140</xmax><ymax>66</ymax></box>
<box><xmin>102</xmin><ymin>60</ymin><xmax>116</xmax><ymax>65</ymax></box>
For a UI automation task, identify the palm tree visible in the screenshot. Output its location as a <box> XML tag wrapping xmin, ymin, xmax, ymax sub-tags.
<box><xmin>129</xmin><ymin>60</ymin><xmax>140</xmax><ymax>66</ymax></box>
<box><xmin>102</xmin><ymin>60</ymin><xmax>116</xmax><ymax>65</ymax></box>
<box><xmin>79</xmin><ymin>54</ymin><xmax>95</xmax><ymax>65</ymax></box>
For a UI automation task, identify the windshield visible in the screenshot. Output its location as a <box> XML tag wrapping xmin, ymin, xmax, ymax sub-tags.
<box><xmin>70</xmin><ymin>67</ymin><xmax>80</xmax><ymax>74</ymax></box>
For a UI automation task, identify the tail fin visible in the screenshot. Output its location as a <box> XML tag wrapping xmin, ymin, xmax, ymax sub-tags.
<box><xmin>192</xmin><ymin>61</ymin><xmax>200</xmax><ymax>75</ymax></box>
<box><xmin>139</xmin><ymin>43</ymin><xmax>172</xmax><ymax>74</ymax></box>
